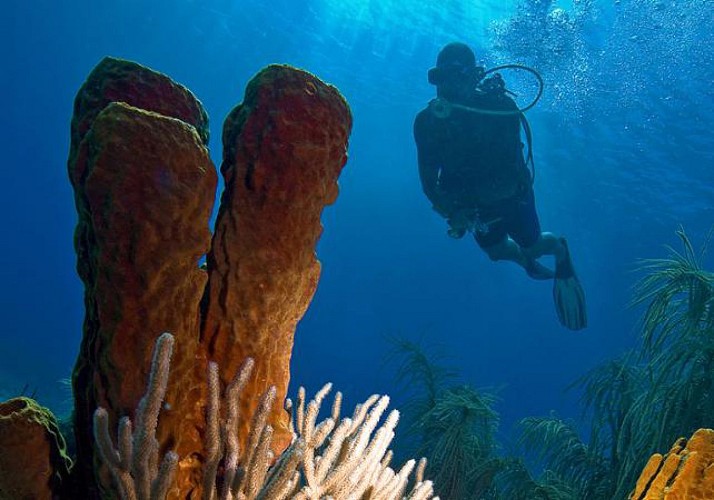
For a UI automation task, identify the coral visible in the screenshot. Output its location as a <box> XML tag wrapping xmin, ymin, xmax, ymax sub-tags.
<box><xmin>629</xmin><ymin>428</ymin><xmax>714</xmax><ymax>499</ymax></box>
<box><xmin>64</xmin><ymin>57</ymin><xmax>351</xmax><ymax>498</ymax></box>
<box><xmin>94</xmin><ymin>333</ymin><xmax>438</xmax><ymax>500</ymax></box>
<box><xmin>93</xmin><ymin>333</ymin><xmax>178</xmax><ymax>500</ymax></box>
<box><xmin>0</xmin><ymin>397</ymin><xmax>72</xmax><ymax>499</ymax></box>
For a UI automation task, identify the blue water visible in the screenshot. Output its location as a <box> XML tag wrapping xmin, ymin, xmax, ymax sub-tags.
<box><xmin>2</xmin><ymin>0</ymin><xmax>713</xmax><ymax>451</ymax></box>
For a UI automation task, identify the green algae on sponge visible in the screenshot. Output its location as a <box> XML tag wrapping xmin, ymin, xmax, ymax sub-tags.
<box><xmin>0</xmin><ymin>397</ymin><xmax>72</xmax><ymax>500</ymax></box>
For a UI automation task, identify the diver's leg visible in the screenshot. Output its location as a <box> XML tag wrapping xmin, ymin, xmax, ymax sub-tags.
<box><xmin>482</xmin><ymin>237</ymin><xmax>528</xmax><ymax>265</ymax></box>
<box><xmin>522</xmin><ymin>232</ymin><xmax>567</xmax><ymax>262</ymax></box>
<box><xmin>475</xmin><ymin>218</ymin><xmax>519</xmax><ymax>263</ymax></box>
<box><xmin>501</xmin><ymin>189</ymin><xmax>557</xmax><ymax>279</ymax></box>
<box><xmin>474</xmin><ymin>196</ymin><xmax>555</xmax><ymax>279</ymax></box>
<box><xmin>475</xmin><ymin>227</ymin><xmax>553</xmax><ymax>279</ymax></box>
<box><xmin>476</xmin><ymin>218</ymin><xmax>519</xmax><ymax>262</ymax></box>
<box><xmin>480</xmin><ymin>237</ymin><xmax>554</xmax><ymax>279</ymax></box>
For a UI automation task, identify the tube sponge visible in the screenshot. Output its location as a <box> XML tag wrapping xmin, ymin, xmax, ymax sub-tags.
<box><xmin>630</xmin><ymin>428</ymin><xmax>714</xmax><ymax>499</ymax></box>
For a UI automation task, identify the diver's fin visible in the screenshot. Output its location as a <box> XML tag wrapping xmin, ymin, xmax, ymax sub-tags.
<box><xmin>553</xmin><ymin>238</ymin><xmax>587</xmax><ymax>330</ymax></box>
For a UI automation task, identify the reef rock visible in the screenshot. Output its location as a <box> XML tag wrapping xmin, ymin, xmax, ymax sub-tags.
<box><xmin>68</xmin><ymin>59</ymin><xmax>216</xmax><ymax>497</ymax></box>
<box><xmin>0</xmin><ymin>397</ymin><xmax>72</xmax><ymax>500</ymax></box>
<box><xmin>630</xmin><ymin>428</ymin><xmax>714</xmax><ymax>499</ymax></box>
<box><xmin>202</xmin><ymin>64</ymin><xmax>352</xmax><ymax>454</ymax></box>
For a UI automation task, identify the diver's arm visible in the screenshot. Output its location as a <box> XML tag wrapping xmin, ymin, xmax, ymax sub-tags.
<box><xmin>417</xmin><ymin>152</ymin><xmax>440</xmax><ymax>203</ymax></box>
<box><xmin>414</xmin><ymin>113</ymin><xmax>446</xmax><ymax>210</ymax></box>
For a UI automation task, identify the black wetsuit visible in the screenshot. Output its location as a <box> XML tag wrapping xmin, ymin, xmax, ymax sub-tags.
<box><xmin>414</xmin><ymin>90</ymin><xmax>541</xmax><ymax>248</ymax></box>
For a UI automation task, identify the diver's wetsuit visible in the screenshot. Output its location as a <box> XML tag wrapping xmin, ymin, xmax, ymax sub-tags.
<box><xmin>414</xmin><ymin>90</ymin><xmax>540</xmax><ymax>249</ymax></box>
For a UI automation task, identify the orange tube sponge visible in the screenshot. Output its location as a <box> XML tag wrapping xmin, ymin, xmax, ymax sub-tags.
<box><xmin>66</xmin><ymin>58</ymin><xmax>351</xmax><ymax>499</ymax></box>
<box><xmin>70</xmin><ymin>104</ymin><xmax>216</xmax><ymax>497</ymax></box>
<box><xmin>202</xmin><ymin>64</ymin><xmax>352</xmax><ymax>455</ymax></box>
<box><xmin>630</xmin><ymin>428</ymin><xmax>714</xmax><ymax>499</ymax></box>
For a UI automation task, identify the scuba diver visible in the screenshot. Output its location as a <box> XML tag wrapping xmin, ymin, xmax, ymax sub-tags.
<box><xmin>413</xmin><ymin>42</ymin><xmax>587</xmax><ymax>330</ymax></box>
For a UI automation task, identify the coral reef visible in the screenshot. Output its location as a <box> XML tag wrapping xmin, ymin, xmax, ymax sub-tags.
<box><xmin>0</xmin><ymin>397</ymin><xmax>72</xmax><ymax>499</ymax></box>
<box><xmin>630</xmin><ymin>428</ymin><xmax>714</xmax><ymax>500</ymax></box>
<box><xmin>63</xmin><ymin>57</ymin><xmax>351</xmax><ymax>498</ymax></box>
<box><xmin>94</xmin><ymin>333</ymin><xmax>438</xmax><ymax>499</ymax></box>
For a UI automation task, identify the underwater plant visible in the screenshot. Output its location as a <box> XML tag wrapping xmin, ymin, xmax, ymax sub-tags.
<box><xmin>389</xmin><ymin>338</ymin><xmax>456</xmax><ymax>420</ymax></box>
<box><xmin>511</xmin><ymin>415</ymin><xmax>611</xmax><ymax>499</ymax></box>
<box><xmin>415</xmin><ymin>385</ymin><xmax>501</xmax><ymax>499</ymax></box>
<box><xmin>390</xmin><ymin>339</ymin><xmax>503</xmax><ymax>500</ymax></box>
<box><xmin>633</xmin><ymin>227</ymin><xmax>714</xmax><ymax>353</ymax></box>
<box><xmin>572</xmin><ymin>357</ymin><xmax>645</xmax><ymax>498</ymax></box>
<box><xmin>494</xmin><ymin>457</ymin><xmax>584</xmax><ymax>500</ymax></box>
<box><xmin>388</xmin><ymin>229</ymin><xmax>714</xmax><ymax>499</ymax></box>
<box><xmin>615</xmin><ymin>228</ymin><xmax>714</xmax><ymax>496</ymax></box>
<box><xmin>510</xmin><ymin>228</ymin><xmax>714</xmax><ymax>499</ymax></box>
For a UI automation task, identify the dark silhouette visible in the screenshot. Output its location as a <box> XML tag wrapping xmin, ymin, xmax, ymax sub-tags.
<box><xmin>414</xmin><ymin>42</ymin><xmax>586</xmax><ymax>330</ymax></box>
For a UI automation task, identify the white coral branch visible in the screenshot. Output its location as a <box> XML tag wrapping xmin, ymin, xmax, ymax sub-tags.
<box><xmin>93</xmin><ymin>332</ymin><xmax>178</xmax><ymax>500</ymax></box>
<box><xmin>94</xmin><ymin>332</ymin><xmax>438</xmax><ymax>500</ymax></box>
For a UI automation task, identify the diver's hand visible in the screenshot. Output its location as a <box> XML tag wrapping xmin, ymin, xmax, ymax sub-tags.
<box><xmin>431</xmin><ymin>194</ymin><xmax>459</xmax><ymax>219</ymax></box>
<box><xmin>432</xmin><ymin>203</ymin><xmax>451</xmax><ymax>218</ymax></box>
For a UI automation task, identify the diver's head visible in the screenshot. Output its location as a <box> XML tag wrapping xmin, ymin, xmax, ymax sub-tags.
<box><xmin>428</xmin><ymin>43</ymin><xmax>482</xmax><ymax>102</ymax></box>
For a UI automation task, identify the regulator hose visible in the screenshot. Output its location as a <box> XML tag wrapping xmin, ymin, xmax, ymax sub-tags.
<box><xmin>428</xmin><ymin>64</ymin><xmax>544</xmax><ymax>117</ymax></box>
<box><xmin>484</xmin><ymin>63</ymin><xmax>544</xmax><ymax>113</ymax></box>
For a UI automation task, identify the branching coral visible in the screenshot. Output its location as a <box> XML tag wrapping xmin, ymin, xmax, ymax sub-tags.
<box><xmin>93</xmin><ymin>333</ymin><xmax>178</xmax><ymax>500</ymax></box>
<box><xmin>94</xmin><ymin>333</ymin><xmax>438</xmax><ymax>500</ymax></box>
